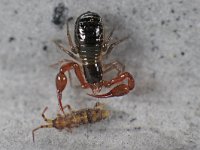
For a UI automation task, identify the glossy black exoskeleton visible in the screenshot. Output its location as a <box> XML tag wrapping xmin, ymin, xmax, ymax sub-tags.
<box><xmin>54</xmin><ymin>11</ymin><xmax>135</xmax><ymax>114</ymax></box>
<box><xmin>75</xmin><ymin>11</ymin><xmax>104</xmax><ymax>84</ymax></box>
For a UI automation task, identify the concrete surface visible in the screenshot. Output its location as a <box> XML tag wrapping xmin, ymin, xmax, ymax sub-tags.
<box><xmin>0</xmin><ymin>0</ymin><xmax>200</xmax><ymax>149</ymax></box>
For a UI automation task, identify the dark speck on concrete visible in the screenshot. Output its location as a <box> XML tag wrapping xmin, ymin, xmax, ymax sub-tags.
<box><xmin>43</xmin><ymin>45</ymin><xmax>48</xmax><ymax>51</ymax></box>
<box><xmin>119</xmin><ymin>115</ymin><xmax>123</xmax><ymax>119</ymax></box>
<box><xmin>151</xmin><ymin>40</ymin><xmax>159</xmax><ymax>51</ymax></box>
<box><xmin>183</xmin><ymin>12</ymin><xmax>187</xmax><ymax>16</ymax></box>
<box><xmin>173</xmin><ymin>29</ymin><xmax>181</xmax><ymax>38</ymax></box>
<box><xmin>171</xmin><ymin>9</ymin><xmax>175</xmax><ymax>14</ymax></box>
<box><xmin>99</xmin><ymin>128</ymin><xmax>106</xmax><ymax>132</ymax></box>
<box><xmin>161</xmin><ymin>20</ymin><xmax>165</xmax><ymax>25</ymax></box>
<box><xmin>150</xmin><ymin>33</ymin><xmax>155</xmax><ymax>37</ymax></box>
<box><xmin>193</xmin><ymin>8</ymin><xmax>197</xmax><ymax>13</ymax></box>
<box><xmin>151</xmin><ymin>40</ymin><xmax>155</xmax><ymax>45</ymax></box>
<box><xmin>14</xmin><ymin>10</ymin><xmax>18</xmax><ymax>14</ymax></box>
<box><xmin>151</xmin><ymin>46</ymin><xmax>159</xmax><ymax>52</ymax></box>
<box><xmin>166</xmin><ymin>19</ymin><xmax>171</xmax><ymax>23</ymax></box>
<box><xmin>8</xmin><ymin>37</ymin><xmax>15</xmax><ymax>42</ymax></box>
<box><xmin>176</xmin><ymin>16</ymin><xmax>180</xmax><ymax>21</ymax></box>
<box><xmin>52</xmin><ymin>3</ymin><xmax>68</xmax><ymax>29</ymax></box>
<box><xmin>134</xmin><ymin>127</ymin><xmax>141</xmax><ymax>130</ymax></box>
<box><xmin>27</xmin><ymin>37</ymin><xmax>33</xmax><ymax>40</ymax></box>
<box><xmin>181</xmin><ymin>52</ymin><xmax>185</xmax><ymax>56</ymax></box>
<box><xmin>161</xmin><ymin>20</ymin><xmax>171</xmax><ymax>26</ymax></box>
<box><xmin>130</xmin><ymin>118</ymin><xmax>136</xmax><ymax>122</ymax></box>
<box><xmin>173</xmin><ymin>29</ymin><xmax>178</xmax><ymax>33</ymax></box>
<box><xmin>160</xmin><ymin>55</ymin><xmax>164</xmax><ymax>59</ymax></box>
<box><xmin>189</xmin><ymin>25</ymin><xmax>193</xmax><ymax>28</ymax></box>
<box><xmin>152</xmin><ymin>72</ymin><xmax>156</xmax><ymax>78</ymax></box>
<box><xmin>173</xmin><ymin>54</ymin><xmax>177</xmax><ymax>58</ymax></box>
<box><xmin>132</xmin><ymin>8</ymin><xmax>137</xmax><ymax>15</ymax></box>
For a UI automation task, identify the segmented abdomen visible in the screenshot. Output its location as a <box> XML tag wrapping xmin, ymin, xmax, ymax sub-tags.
<box><xmin>72</xmin><ymin>108</ymin><xmax>108</xmax><ymax>125</ymax></box>
<box><xmin>74</xmin><ymin>11</ymin><xmax>104</xmax><ymax>84</ymax></box>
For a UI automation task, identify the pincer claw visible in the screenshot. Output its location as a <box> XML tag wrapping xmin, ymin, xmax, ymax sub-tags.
<box><xmin>87</xmin><ymin>84</ymin><xmax>130</xmax><ymax>98</ymax></box>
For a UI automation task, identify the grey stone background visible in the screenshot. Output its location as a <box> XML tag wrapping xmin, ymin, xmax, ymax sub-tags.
<box><xmin>0</xmin><ymin>0</ymin><xmax>200</xmax><ymax>149</ymax></box>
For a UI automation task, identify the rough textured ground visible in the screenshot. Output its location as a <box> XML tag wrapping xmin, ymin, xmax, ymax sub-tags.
<box><xmin>0</xmin><ymin>0</ymin><xmax>200</xmax><ymax>149</ymax></box>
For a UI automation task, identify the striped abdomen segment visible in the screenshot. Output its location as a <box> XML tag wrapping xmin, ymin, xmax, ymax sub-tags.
<box><xmin>73</xmin><ymin>108</ymin><xmax>109</xmax><ymax>125</ymax></box>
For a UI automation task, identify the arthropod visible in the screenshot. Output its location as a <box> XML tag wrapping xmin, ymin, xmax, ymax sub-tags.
<box><xmin>32</xmin><ymin>102</ymin><xmax>109</xmax><ymax>142</ymax></box>
<box><xmin>54</xmin><ymin>11</ymin><xmax>135</xmax><ymax>113</ymax></box>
